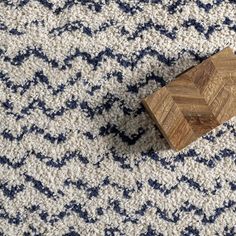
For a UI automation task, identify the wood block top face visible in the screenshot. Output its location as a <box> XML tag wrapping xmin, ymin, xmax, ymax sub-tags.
<box><xmin>143</xmin><ymin>47</ymin><xmax>236</xmax><ymax>151</ymax></box>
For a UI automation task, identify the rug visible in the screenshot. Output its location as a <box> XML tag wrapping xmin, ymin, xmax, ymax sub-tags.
<box><xmin>0</xmin><ymin>0</ymin><xmax>236</xmax><ymax>235</ymax></box>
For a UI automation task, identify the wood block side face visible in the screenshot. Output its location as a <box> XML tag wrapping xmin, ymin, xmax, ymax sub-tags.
<box><xmin>166</xmin><ymin>106</ymin><xmax>196</xmax><ymax>150</ymax></box>
<box><xmin>143</xmin><ymin>87</ymin><xmax>171</xmax><ymax>124</ymax></box>
<box><xmin>143</xmin><ymin>87</ymin><xmax>196</xmax><ymax>150</ymax></box>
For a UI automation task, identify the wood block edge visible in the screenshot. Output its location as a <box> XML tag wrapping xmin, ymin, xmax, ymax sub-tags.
<box><xmin>142</xmin><ymin>97</ymin><xmax>178</xmax><ymax>150</ymax></box>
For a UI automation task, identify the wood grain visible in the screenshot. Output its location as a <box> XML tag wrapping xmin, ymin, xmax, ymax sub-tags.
<box><xmin>142</xmin><ymin>47</ymin><xmax>236</xmax><ymax>151</ymax></box>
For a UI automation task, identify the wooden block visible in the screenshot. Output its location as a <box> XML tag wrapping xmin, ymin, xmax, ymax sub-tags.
<box><xmin>142</xmin><ymin>47</ymin><xmax>236</xmax><ymax>151</ymax></box>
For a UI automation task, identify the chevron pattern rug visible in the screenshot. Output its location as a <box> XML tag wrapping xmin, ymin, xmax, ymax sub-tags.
<box><xmin>0</xmin><ymin>1</ymin><xmax>236</xmax><ymax>235</ymax></box>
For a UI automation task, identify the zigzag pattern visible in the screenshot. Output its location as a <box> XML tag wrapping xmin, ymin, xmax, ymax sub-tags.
<box><xmin>1</xmin><ymin>94</ymin><xmax>145</xmax><ymax>120</ymax></box>
<box><xmin>1</xmin><ymin>124</ymin><xmax>67</xmax><ymax>143</ymax></box>
<box><xmin>0</xmin><ymin>69</ymin><xmax>163</xmax><ymax>97</ymax></box>
<box><xmin>0</xmin><ymin>69</ymin><xmax>133</xmax><ymax>98</ymax></box>
<box><xmin>0</xmin><ymin>46</ymin><xmax>176</xmax><ymax>69</ymax></box>
<box><xmin>1</xmin><ymin>0</ymin><xmax>236</xmax><ymax>235</ymax></box>
<box><xmin>0</xmin><ymin>70</ymin><xmax>81</xmax><ymax>95</ymax></box>
<box><xmin>49</xmin><ymin>19</ymin><xmax>116</xmax><ymax>37</ymax></box>
<box><xmin>1</xmin><ymin>0</ymin><xmax>234</xmax><ymax>14</ymax></box>
<box><xmin>43</xmin><ymin>17</ymin><xmax>236</xmax><ymax>39</ymax></box>
<box><xmin>1</xmin><ymin>17</ymin><xmax>236</xmax><ymax>45</ymax></box>
<box><xmin>0</xmin><ymin>197</ymin><xmax>236</xmax><ymax>226</ymax></box>
<box><xmin>0</xmin><ymin>146</ymin><xmax>235</xmax><ymax>171</ymax></box>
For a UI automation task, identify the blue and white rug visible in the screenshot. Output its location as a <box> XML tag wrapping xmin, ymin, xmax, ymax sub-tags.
<box><xmin>0</xmin><ymin>1</ymin><xmax>236</xmax><ymax>235</ymax></box>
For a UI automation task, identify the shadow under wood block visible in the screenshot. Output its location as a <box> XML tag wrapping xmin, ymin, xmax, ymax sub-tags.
<box><xmin>142</xmin><ymin>47</ymin><xmax>236</xmax><ymax>151</ymax></box>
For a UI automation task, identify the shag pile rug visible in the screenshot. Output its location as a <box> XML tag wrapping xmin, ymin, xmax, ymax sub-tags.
<box><xmin>0</xmin><ymin>0</ymin><xmax>236</xmax><ymax>235</ymax></box>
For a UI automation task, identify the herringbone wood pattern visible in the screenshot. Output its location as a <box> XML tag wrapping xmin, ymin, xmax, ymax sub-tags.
<box><xmin>143</xmin><ymin>47</ymin><xmax>236</xmax><ymax>150</ymax></box>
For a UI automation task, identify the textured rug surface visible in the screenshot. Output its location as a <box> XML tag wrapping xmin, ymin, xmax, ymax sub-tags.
<box><xmin>0</xmin><ymin>0</ymin><xmax>236</xmax><ymax>235</ymax></box>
